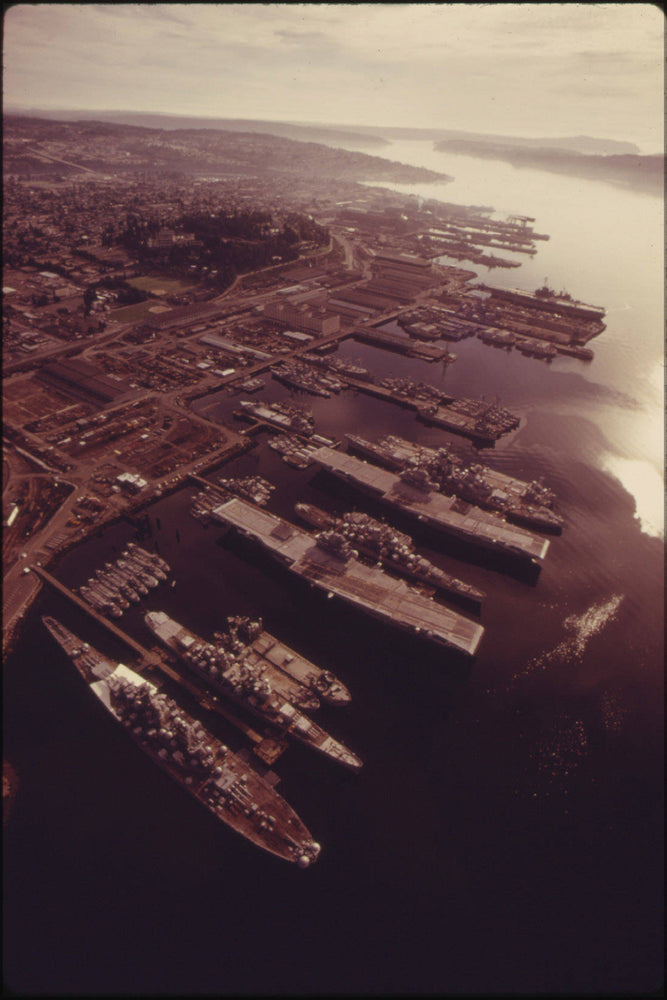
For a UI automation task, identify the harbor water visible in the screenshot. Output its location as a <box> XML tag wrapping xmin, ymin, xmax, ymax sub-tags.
<box><xmin>3</xmin><ymin>142</ymin><xmax>663</xmax><ymax>994</ymax></box>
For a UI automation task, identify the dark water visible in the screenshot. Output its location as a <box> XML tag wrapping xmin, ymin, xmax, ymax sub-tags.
<box><xmin>4</xmin><ymin>150</ymin><xmax>663</xmax><ymax>995</ymax></box>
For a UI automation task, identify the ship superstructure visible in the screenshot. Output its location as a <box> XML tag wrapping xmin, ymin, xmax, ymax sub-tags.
<box><xmin>42</xmin><ymin>617</ymin><xmax>321</xmax><ymax>866</ymax></box>
<box><xmin>144</xmin><ymin>611</ymin><xmax>362</xmax><ymax>771</ymax></box>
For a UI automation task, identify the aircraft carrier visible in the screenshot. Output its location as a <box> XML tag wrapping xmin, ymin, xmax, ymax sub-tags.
<box><xmin>309</xmin><ymin>446</ymin><xmax>550</xmax><ymax>566</ymax></box>
<box><xmin>345</xmin><ymin>433</ymin><xmax>563</xmax><ymax>534</ymax></box>
<box><xmin>42</xmin><ymin>617</ymin><xmax>321</xmax><ymax>867</ymax></box>
<box><xmin>211</xmin><ymin>498</ymin><xmax>484</xmax><ymax>658</ymax></box>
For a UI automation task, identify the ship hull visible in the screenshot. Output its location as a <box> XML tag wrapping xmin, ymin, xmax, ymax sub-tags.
<box><xmin>311</xmin><ymin>447</ymin><xmax>549</xmax><ymax>567</ymax></box>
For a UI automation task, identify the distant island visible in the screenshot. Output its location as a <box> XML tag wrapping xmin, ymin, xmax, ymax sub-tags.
<box><xmin>316</xmin><ymin>124</ymin><xmax>640</xmax><ymax>156</ymax></box>
<box><xmin>433</xmin><ymin>139</ymin><xmax>662</xmax><ymax>195</ymax></box>
<box><xmin>2</xmin><ymin>114</ymin><xmax>450</xmax><ymax>185</ymax></box>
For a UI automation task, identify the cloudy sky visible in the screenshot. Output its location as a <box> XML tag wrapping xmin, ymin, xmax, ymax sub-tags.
<box><xmin>3</xmin><ymin>3</ymin><xmax>664</xmax><ymax>152</ymax></box>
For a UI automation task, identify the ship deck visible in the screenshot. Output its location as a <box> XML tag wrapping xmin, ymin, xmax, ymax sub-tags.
<box><xmin>213</xmin><ymin>498</ymin><xmax>484</xmax><ymax>658</ymax></box>
<box><xmin>309</xmin><ymin>447</ymin><xmax>549</xmax><ymax>563</ymax></box>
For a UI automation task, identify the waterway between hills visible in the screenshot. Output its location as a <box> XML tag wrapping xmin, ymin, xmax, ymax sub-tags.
<box><xmin>3</xmin><ymin>140</ymin><xmax>663</xmax><ymax>995</ymax></box>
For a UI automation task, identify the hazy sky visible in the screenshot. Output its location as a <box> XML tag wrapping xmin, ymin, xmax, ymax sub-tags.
<box><xmin>3</xmin><ymin>3</ymin><xmax>664</xmax><ymax>151</ymax></box>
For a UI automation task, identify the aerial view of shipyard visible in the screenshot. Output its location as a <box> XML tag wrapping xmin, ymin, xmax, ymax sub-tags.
<box><xmin>3</xmin><ymin>4</ymin><xmax>663</xmax><ymax>996</ymax></box>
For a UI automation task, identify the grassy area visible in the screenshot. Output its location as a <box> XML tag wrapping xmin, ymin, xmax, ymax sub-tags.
<box><xmin>127</xmin><ymin>275</ymin><xmax>195</xmax><ymax>295</ymax></box>
<box><xmin>109</xmin><ymin>298</ymin><xmax>163</xmax><ymax>323</ymax></box>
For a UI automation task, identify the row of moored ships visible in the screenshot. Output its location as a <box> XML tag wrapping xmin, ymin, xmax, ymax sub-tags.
<box><xmin>42</xmin><ymin>617</ymin><xmax>322</xmax><ymax>867</ymax></box>
<box><xmin>79</xmin><ymin>543</ymin><xmax>170</xmax><ymax>617</ymax></box>
<box><xmin>345</xmin><ymin>433</ymin><xmax>563</xmax><ymax>534</ymax></box>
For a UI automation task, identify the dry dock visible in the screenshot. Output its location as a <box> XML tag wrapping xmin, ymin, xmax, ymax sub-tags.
<box><xmin>309</xmin><ymin>447</ymin><xmax>550</xmax><ymax>566</ymax></box>
<box><xmin>212</xmin><ymin>498</ymin><xmax>484</xmax><ymax>658</ymax></box>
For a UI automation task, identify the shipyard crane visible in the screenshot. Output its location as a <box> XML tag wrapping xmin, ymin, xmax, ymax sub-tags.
<box><xmin>507</xmin><ymin>214</ymin><xmax>536</xmax><ymax>227</ymax></box>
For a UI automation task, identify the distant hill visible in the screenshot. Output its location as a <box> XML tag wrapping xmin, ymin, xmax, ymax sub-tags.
<box><xmin>5</xmin><ymin>108</ymin><xmax>639</xmax><ymax>156</ymax></box>
<box><xmin>433</xmin><ymin>139</ymin><xmax>663</xmax><ymax>195</ymax></box>
<box><xmin>3</xmin><ymin>107</ymin><xmax>390</xmax><ymax>150</ymax></box>
<box><xmin>2</xmin><ymin>114</ymin><xmax>450</xmax><ymax>185</ymax></box>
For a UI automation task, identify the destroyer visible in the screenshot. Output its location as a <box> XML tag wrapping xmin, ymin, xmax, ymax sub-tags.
<box><xmin>346</xmin><ymin>434</ymin><xmax>562</xmax><ymax>534</ymax></box>
<box><xmin>272</xmin><ymin>362</ymin><xmax>343</xmax><ymax>397</ymax></box>
<box><xmin>145</xmin><ymin>612</ymin><xmax>362</xmax><ymax>771</ymax></box>
<box><xmin>295</xmin><ymin>503</ymin><xmax>484</xmax><ymax>608</ymax></box>
<box><xmin>212</xmin><ymin>499</ymin><xmax>485</xmax><ymax>658</ymax></box>
<box><xmin>218</xmin><ymin>476</ymin><xmax>275</xmax><ymax>507</ymax></box>
<box><xmin>42</xmin><ymin>617</ymin><xmax>321</xmax><ymax>866</ymax></box>
<box><xmin>236</xmin><ymin>400</ymin><xmax>315</xmax><ymax>436</ymax></box>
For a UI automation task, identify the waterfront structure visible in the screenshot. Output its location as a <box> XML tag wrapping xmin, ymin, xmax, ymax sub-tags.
<box><xmin>262</xmin><ymin>300</ymin><xmax>340</xmax><ymax>335</ymax></box>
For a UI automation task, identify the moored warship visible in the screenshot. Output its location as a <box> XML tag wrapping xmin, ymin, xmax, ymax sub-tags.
<box><xmin>42</xmin><ymin>617</ymin><xmax>321</xmax><ymax>867</ymax></box>
<box><xmin>218</xmin><ymin>475</ymin><xmax>275</xmax><ymax>507</ymax></box>
<box><xmin>211</xmin><ymin>498</ymin><xmax>485</xmax><ymax>658</ymax></box>
<box><xmin>219</xmin><ymin>615</ymin><xmax>351</xmax><ymax>707</ymax></box>
<box><xmin>145</xmin><ymin>611</ymin><xmax>362</xmax><ymax>771</ymax></box>
<box><xmin>236</xmin><ymin>400</ymin><xmax>338</xmax><ymax>447</ymax></box>
<box><xmin>267</xmin><ymin>435</ymin><xmax>318</xmax><ymax>470</ymax></box>
<box><xmin>309</xmin><ymin>446</ymin><xmax>550</xmax><ymax>566</ymax></box>
<box><xmin>302</xmin><ymin>353</ymin><xmax>372</xmax><ymax>381</ymax></box>
<box><xmin>272</xmin><ymin>362</ymin><xmax>343</xmax><ymax>397</ymax></box>
<box><xmin>484</xmin><ymin>283</ymin><xmax>606</xmax><ymax>321</ymax></box>
<box><xmin>294</xmin><ymin>503</ymin><xmax>484</xmax><ymax>608</ymax></box>
<box><xmin>79</xmin><ymin>544</ymin><xmax>170</xmax><ymax>616</ymax></box>
<box><xmin>346</xmin><ymin>433</ymin><xmax>562</xmax><ymax>534</ymax></box>
<box><xmin>237</xmin><ymin>400</ymin><xmax>315</xmax><ymax>436</ymax></box>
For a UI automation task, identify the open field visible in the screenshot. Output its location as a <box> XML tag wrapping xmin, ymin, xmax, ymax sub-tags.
<box><xmin>108</xmin><ymin>298</ymin><xmax>163</xmax><ymax>323</ymax></box>
<box><xmin>127</xmin><ymin>275</ymin><xmax>197</xmax><ymax>296</ymax></box>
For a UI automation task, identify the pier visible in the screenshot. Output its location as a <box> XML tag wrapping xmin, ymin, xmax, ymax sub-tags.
<box><xmin>33</xmin><ymin>566</ymin><xmax>287</xmax><ymax>764</ymax></box>
<box><xmin>352</xmin><ymin>327</ymin><xmax>449</xmax><ymax>360</ymax></box>
<box><xmin>340</xmin><ymin>377</ymin><xmax>518</xmax><ymax>445</ymax></box>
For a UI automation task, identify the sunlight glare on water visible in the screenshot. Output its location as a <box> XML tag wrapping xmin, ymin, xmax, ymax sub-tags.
<box><xmin>514</xmin><ymin>594</ymin><xmax>625</xmax><ymax>682</ymax></box>
<box><xmin>602</xmin><ymin>457</ymin><xmax>665</xmax><ymax>538</ymax></box>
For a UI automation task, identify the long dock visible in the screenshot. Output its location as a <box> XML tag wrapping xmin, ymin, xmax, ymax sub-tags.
<box><xmin>32</xmin><ymin>566</ymin><xmax>164</xmax><ymax>667</ymax></box>
<box><xmin>308</xmin><ymin>447</ymin><xmax>550</xmax><ymax>566</ymax></box>
<box><xmin>212</xmin><ymin>497</ymin><xmax>485</xmax><ymax>658</ymax></box>
<box><xmin>352</xmin><ymin>327</ymin><xmax>448</xmax><ymax>361</ymax></box>
<box><xmin>336</xmin><ymin>377</ymin><xmax>518</xmax><ymax>445</ymax></box>
<box><xmin>32</xmin><ymin>565</ymin><xmax>287</xmax><ymax>763</ymax></box>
